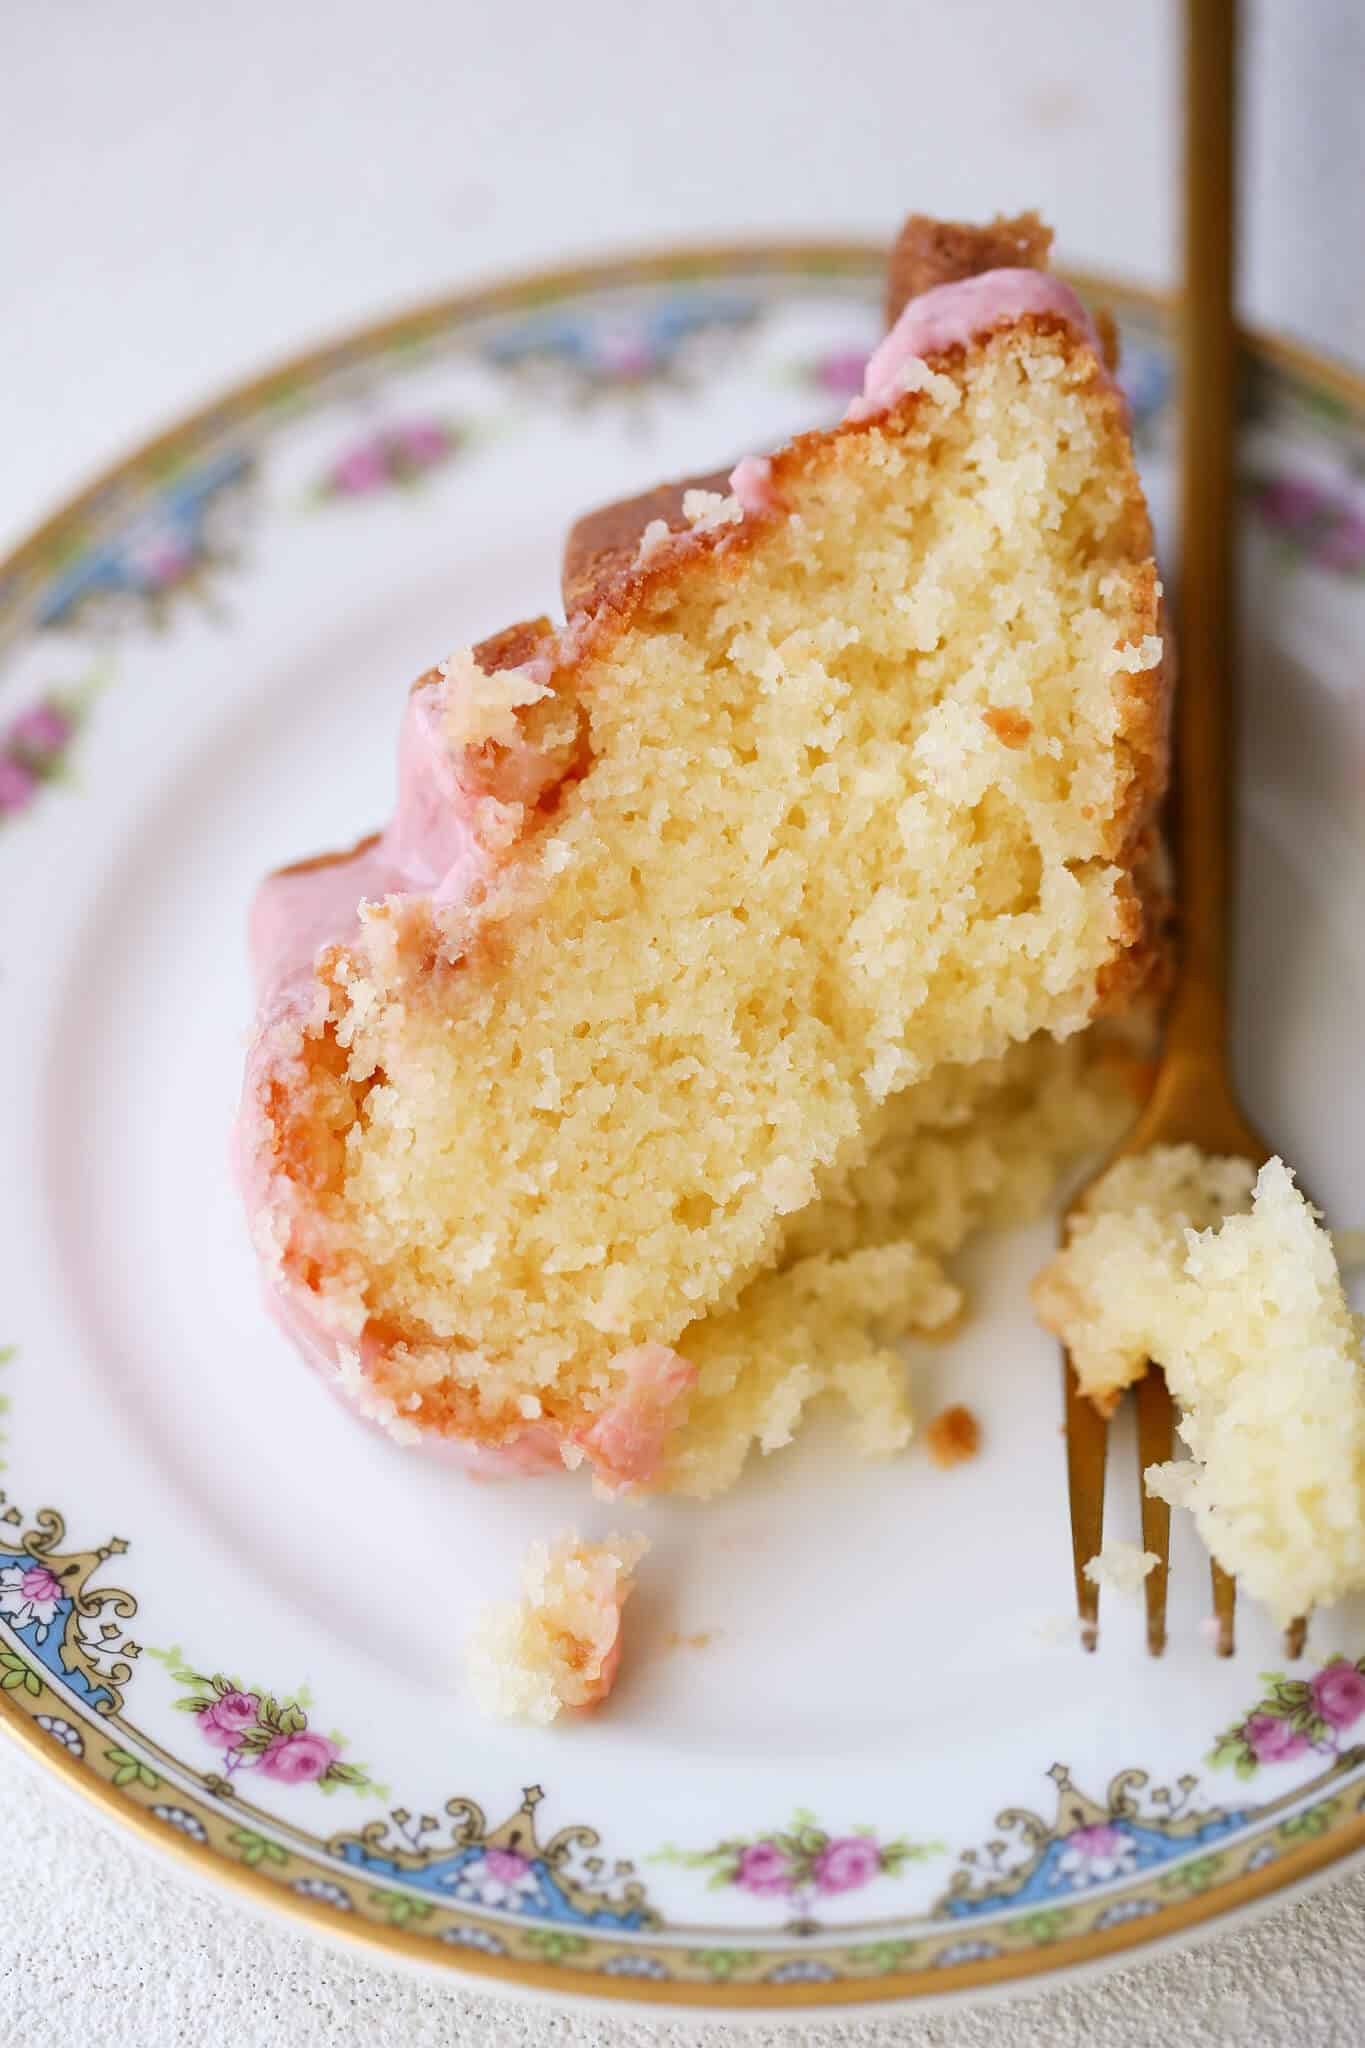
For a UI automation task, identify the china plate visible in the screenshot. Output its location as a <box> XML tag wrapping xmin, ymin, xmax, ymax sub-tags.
<box><xmin>3</xmin><ymin>244</ymin><xmax>1365</xmax><ymax>2018</ymax></box>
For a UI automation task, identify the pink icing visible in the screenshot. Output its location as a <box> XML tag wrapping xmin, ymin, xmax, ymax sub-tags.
<box><xmin>576</xmin><ymin>1344</ymin><xmax>697</xmax><ymax>1493</ymax></box>
<box><xmin>585</xmin><ymin>1625</ymin><xmax>625</xmax><ymax>1708</ymax></box>
<box><xmin>853</xmin><ymin>268</ymin><xmax>1106</xmax><ymax>420</ymax></box>
<box><xmin>246</xmin><ymin>677</ymin><xmax>490</xmax><ymax>999</ymax></box>
<box><xmin>729</xmin><ymin>454</ymin><xmax>775</xmax><ymax>516</ymax></box>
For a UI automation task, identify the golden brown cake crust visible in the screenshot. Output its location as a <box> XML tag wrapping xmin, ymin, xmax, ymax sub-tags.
<box><xmin>472</xmin><ymin>615</ymin><xmax>557</xmax><ymax>674</ymax></box>
<box><xmin>885</xmin><ymin>210</ymin><xmax>1054</xmax><ymax>325</ymax></box>
<box><xmin>561</xmin><ymin>468</ymin><xmax>732</xmax><ymax>615</ymax></box>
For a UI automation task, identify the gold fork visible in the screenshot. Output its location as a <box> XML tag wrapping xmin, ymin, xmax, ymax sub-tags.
<box><xmin>1063</xmin><ymin>0</ymin><xmax>1305</xmax><ymax>1662</ymax></box>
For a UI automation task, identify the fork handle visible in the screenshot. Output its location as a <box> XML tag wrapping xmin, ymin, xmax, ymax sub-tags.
<box><xmin>1172</xmin><ymin>0</ymin><xmax>1240</xmax><ymax>1055</ymax></box>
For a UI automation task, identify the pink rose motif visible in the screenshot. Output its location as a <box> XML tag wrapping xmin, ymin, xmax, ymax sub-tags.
<box><xmin>816</xmin><ymin>349</ymin><xmax>870</xmax><ymax>397</ymax></box>
<box><xmin>1310</xmin><ymin>1663</ymin><xmax>1365</xmax><ymax>1730</ymax></box>
<box><xmin>1067</xmin><ymin>1823</ymin><xmax>1124</xmax><ymax>1859</ymax></box>
<box><xmin>812</xmin><ymin>1836</ymin><xmax>883</xmax><ymax>1895</ymax></box>
<box><xmin>600</xmin><ymin>334</ymin><xmax>654</xmax><ymax>380</ymax></box>
<box><xmin>329</xmin><ymin>442</ymin><xmax>389</xmax><ymax>495</ymax></box>
<box><xmin>0</xmin><ymin>754</ymin><xmax>37</xmax><ymax>812</ymax></box>
<box><xmin>198</xmin><ymin>1690</ymin><xmax>262</xmax><ymax>1751</ymax></box>
<box><xmin>1243</xmin><ymin>1712</ymin><xmax>1309</xmax><ymax>1764</ymax></box>
<box><xmin>9</xmin><ymin>703</ymin><xmax>71</xmax><ymax>757</ymax></box>
<box><xmin>1256</xmin><ymin>476</ymin><xmax>1332</xmax><ymax>536</ymax></box>
<box><xmin>391</xmin><ymin>420</ymin><xmax>451</xmax><ymax>467</ymax></box>
<box><xmin>258</xmin><ymin>1729</ymin><xmax>339</xmax><ymax>1784</ymax></box>
<box><xmin>483</xmin><ymin>1848</ymin><xmax>532</xmax><ymax>1884</ymax></box>
<box><xmin>19</xmin><ymin>1565</ymin><xmax>63</xmax><ymax>1608</ymax></box>
<box><xmin>1056</xmin><ymin>1820</ymin><xmax>1138</xmax><ymax>1885</ymax></box>
<box><xmin>735</xmin><ymin>1841</ymin><xmax>797</xmax><ymax>1897</ymax></box>
<box><xmin>1316</xmin><ymin>513</ymin><xmax>1365</xmax><ymax>575</ymax></box>
<box><xmin>131</xmin><ymin>532</ymin><xmax>194</xmax><ymax>589</ymax></box>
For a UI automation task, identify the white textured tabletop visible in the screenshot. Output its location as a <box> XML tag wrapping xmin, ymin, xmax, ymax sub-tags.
<box><xmin>3</xmin><ymin>2</ymin><xmax>1364</xmax><ymax>2041</ymax></box>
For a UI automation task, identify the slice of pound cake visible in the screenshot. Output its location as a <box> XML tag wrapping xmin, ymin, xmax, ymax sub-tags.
<box><xmin>238</xmin><ymin>211</ymin><xmax>1169</xmax><ymax>1491</ymax></box>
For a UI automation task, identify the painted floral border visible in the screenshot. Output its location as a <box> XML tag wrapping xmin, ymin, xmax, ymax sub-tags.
<box><xmin>3</xmin><ymin>1511</ymin><xmax>1364</xmax><ymax>1994</ymax></box>
<box><xmin>3</xmin><ymin>252</ymin><xmax>1365</xmax><ymax>2001</ymax></box>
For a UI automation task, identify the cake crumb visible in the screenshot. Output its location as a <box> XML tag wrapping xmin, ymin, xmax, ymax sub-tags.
<box><xmin>981</xmin><ymin>706</ymin><xmax>1033</xmax><ymax>747</ymax></box>
<box><xmin>664</xmin><ymin>1629</ymin><xmax>715</xmax><ymax>1651</ymax></box>
<box><xmin>681</xmin><ymin>488</ymin><xmax>743</xmax><ymax>533</ymax></box>
<box><xmin>1036</xmin><ymin>1150</ymin><xmax>1365</xmax><ymax>1624</ymax></box>
<box><xmin>466</xmin><ymin>1532</ymin><xmax>648</xmax><ymax>1725</ymax></box>
<box><xmin>925</xmin><ymin>1404</ymin><xmax>981</xmax><ymax>1468</ymax></box>
<box><xmin>439</xmin><ymin>646</ymin><xmax>552</xmax><ymax>749</ymax></box>
<box><xmin>1084</xmin><ymin>1541</ymin><xmax>1159</xmax><ymax>1601</ymax></box>
<box><xmin>634</xmin><ymin>517</ymin><xmax>674</xmax><ymax>566</ymax></box>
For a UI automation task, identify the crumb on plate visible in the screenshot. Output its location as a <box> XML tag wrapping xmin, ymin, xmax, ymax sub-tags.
<box><xmin>925</xmin><ymin>1403</ymin><xmax>981</xmax><ymax>1468</ymax></box>
<box><xmin>466</xmin><ymin>1532</ymin><xmax>648</xmax><ymax>1725</ymax></box>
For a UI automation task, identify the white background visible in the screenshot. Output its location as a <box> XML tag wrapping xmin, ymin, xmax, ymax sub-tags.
<box><xmin>3</xmin><ymin>2</ymin><xmax>1364</xmax><ymax>2042</ymax></box>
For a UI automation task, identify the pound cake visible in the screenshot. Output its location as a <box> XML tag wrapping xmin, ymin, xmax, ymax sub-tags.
<box><xmin>1034</xmin><ymin>1150</ymin><xmax>1365</xmax><ymax>1623</ymax></box>
<box><xmin>238</xmin><ymin>211</ymin><xmax>1169</xmax><ymax>1492</ymax></box>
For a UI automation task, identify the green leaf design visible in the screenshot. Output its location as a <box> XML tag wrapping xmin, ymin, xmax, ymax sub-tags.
<box><xmin>103</xmin><ymin>1746</ymin><xmax>160</xmax><ymax>1791</ymax></box>
<box><xmin>651</xmin><ymin>1841</ymin><xmax>741</xmax><ymax>1872</ymax></box>
<box><xmin>280</xmin><ymin>1704</ymin><xmax>307</xmax><ymax>1735</ymax></box>
<box><xmin>1207</xmin><ymin>1730</ymin><xmax>1257</xmax><ymax>1774</ymax></box>
<box><xmin>145</xmin><ymin>1645</ymin><xmax>208</xmax><ymax>1690</ymax></box>
<box><xmin>1158</xmin><ymin>1853</ymin><xmax>1222</xmax><ymax>1895</ymax></box>
<box><xmin>686</xmin><ymin>1948</ymin><xmax>750</xmax><ymax>1981</ymax></box>
<box><xmin>0</xmin><ymin>1650</ymin><xmax>40</xmax><ymax>1696</ymax></box>
<box><xmin>844</xmin><ymin>1939</ymin><xmax>917</xmax><ymax>1972</ymax></box>
<box><xmin>229</xmin><ymin>1828</ymin><xmax>289</xmax><ymax>1868</ymax></box>
<box><xmin>524</xmin><ymin>1929</ymin><xmax>588</xmax><ymax>1962</ymax></box>
<box><xmin>367</xmin><ymin>1890</ymin><xmax>433</xmax><ymax>1929</ymax></box>
<box><xmin>1279</xmin><ymin>1800</ymin><xmax>1340</xmax><ymax>1841</ymax></box>
<box><xmin>234</xmin><ymin>1727</ymin><xmax>274</xmax><ymax>1755</ymax></box>
<box><xmin>880</xmin><ymin>1837</ymin><xmax>945</xmax><ymax>1873</ymax></box>
<box><xmin>1018</xmin><ymin>1908</ymin><xmax>1072</xmax><ymax>1943</ymax></box>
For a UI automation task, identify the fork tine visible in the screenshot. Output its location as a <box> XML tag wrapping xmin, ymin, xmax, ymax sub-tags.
<box><xmin>1064</xmin><ymin>1352</ymin><xmax>1107</xmax><ymax>1650</ymax></box>
<box><xmin>1211</xmin><ymin>1562</ymin><xmax>1237</xmax><ymax>1657</ymax></box>
<box><xmin>1134</xmin><ymin>1367</ymin><xmax>1175</xmax><ymax>1656</ymax></box>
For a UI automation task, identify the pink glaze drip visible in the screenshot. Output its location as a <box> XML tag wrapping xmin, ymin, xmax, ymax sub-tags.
<box><xmin>729</xmin><ymin>454</ymin><xmax>775</xmax><ymax>516</ymax></box>
<box><xmin>247</xmin><ymin>678</ymin><xmax>490</xmax><ymax>1000</ymax></box>
<box><xmin>584</xmin><ymin>1626</ymin><xmax>625</xmax><ymax>1708</ymax></box>
<box><xmin>853</xmin><ymin>268</ymin><xmax>1107</xmax><ymax>421</ymax></box>
<box><xmin>576</xmin><ymin>1344</ymin><xmax>697</xmax><ymax>1493</ymax></box>
<box><xmin>239</xmin><ymin>667</ymin><xmax>695</xmax><ymax>1489</ymax></box>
